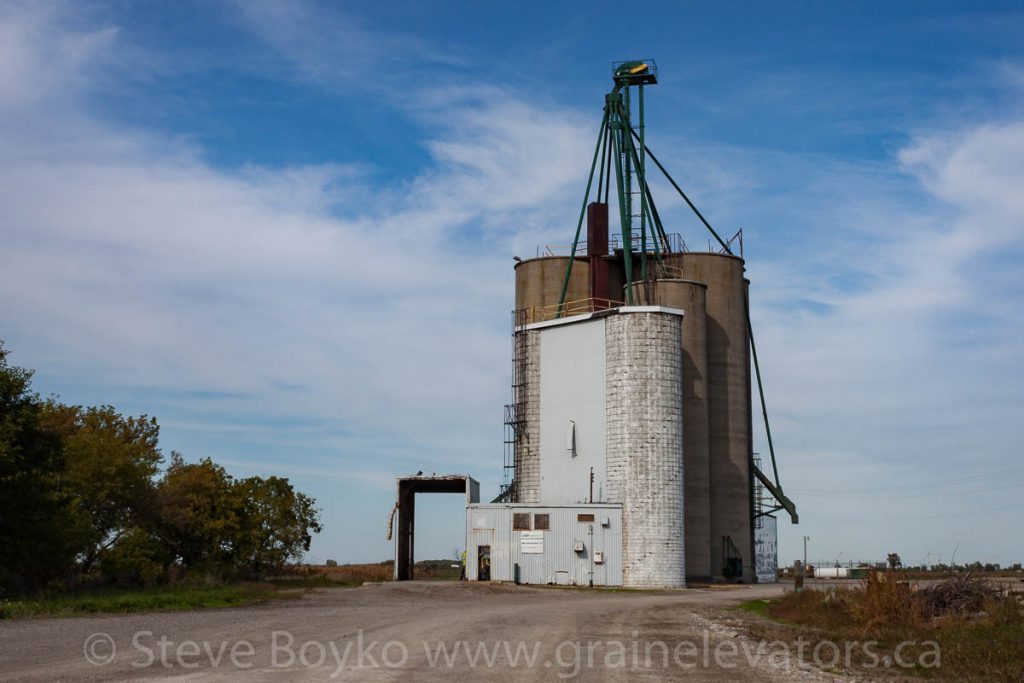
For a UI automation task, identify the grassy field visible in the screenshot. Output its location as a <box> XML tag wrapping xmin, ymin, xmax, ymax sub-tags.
<box><xmin>0</xmin><ymin>583</ymin><xmax>297</xmax><ymax>620</ymax></box>
<box><xmin>2</xmin><ymin>560</ymin><xmax>461</xmax><ymax>620</ymax></box>
<box><xmin>740</xmin><ymin>573</ymin><xmax>1024</xmax><ymax>682</ymax></box>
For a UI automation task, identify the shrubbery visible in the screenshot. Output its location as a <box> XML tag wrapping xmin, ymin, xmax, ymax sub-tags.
<box><xmin>0</xmin><ymin>342</ymin><xmax>321</xmax><ymax>595</ymax></box>
<box><xmin>766</xmin><ymin>572</ymin><xmax>1024</xmax><ymax>681</ymax></box>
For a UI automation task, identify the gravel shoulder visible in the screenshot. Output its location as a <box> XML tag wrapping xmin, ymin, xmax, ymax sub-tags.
<box><xmin>0</xmin><ymin>581</ymin><xmax>855</xmax><ymax>681</ymax></box>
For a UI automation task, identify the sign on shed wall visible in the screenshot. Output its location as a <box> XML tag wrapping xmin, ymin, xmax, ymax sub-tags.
<box><xmin>520</xmin><ymin>531</ymin><xmax>544</xmax><ymax>554</ymax></box>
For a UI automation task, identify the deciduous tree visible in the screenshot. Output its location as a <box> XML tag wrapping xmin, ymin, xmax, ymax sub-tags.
<box><xmin>41</xmin><ymin>402</ymin><xmax>162</xmax><ymax>573</ymax></box>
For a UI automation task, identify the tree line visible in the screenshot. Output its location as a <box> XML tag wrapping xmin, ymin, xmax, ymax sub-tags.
<box><xmin>0</xmin><ymin>342</ymin><xmax>322</xmax><ymax>595</ymax></box>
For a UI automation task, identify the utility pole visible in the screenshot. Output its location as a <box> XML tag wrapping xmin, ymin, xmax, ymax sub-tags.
<box><xmin>803</xmin><ymin>536</ymin><xmax>810</xmax><ymax>569</ymax></box>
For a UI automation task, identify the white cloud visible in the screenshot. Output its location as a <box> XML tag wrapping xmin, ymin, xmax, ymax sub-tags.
<box><xmin>0</xmin><ymin>3</ymin><xmax>593</xmax><ymax>488</ymax></box>
<box><xmin>230</xmin><ymin>0</ymin><xmax>467</xmax><ymax>91</ymax></box>
<box><xmin>739</xmin><ymin>118</ymin><xmax>1024</xmax><ymax>565</ymax></box>
<box><xmin>0</xmin><ymin>2</ymin><xmax>118</xmax><ymax>108</ymax></box>
<box><xmin>2</xmin><ymin>2</ymin><xmax>1022</xmax><ymax>565</ymax></box>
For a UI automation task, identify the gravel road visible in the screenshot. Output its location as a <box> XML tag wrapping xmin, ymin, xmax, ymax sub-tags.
<box><xmin>0</xmin><ymin>581</ymin><xmax>852</xmax><ymax>681</ymax></box>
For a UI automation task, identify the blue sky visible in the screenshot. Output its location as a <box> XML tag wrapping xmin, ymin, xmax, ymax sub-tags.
<box><xmin>2</xmin><ymin>0</ymin><xmax>1023</xmax><ymax>568</ymax></box>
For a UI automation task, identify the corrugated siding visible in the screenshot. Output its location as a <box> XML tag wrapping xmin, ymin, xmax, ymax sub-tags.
<box><xmin>466</xmin><ymin>505</ymin><xmax>623</xmax><ymax>586</ymax></box>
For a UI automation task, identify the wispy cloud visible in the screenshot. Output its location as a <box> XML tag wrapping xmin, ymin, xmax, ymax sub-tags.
<box><xmin>0</xmin><ymin>1</ymin><xmax>594</xmax><ymax>565</ymax></box>
<box><xmin>1</xmin><ymin>1</ymin><xmax>1022</xmax><ymax>565</ymax></box>
<box><xmin>229</xmin><ymin>0</ymin><xmax>469</xmax><ymax>91</ymax></box>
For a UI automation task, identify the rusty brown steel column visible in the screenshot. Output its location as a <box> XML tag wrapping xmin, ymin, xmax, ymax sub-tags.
<box><xmin>662</xmin><ymin>253</ymin><xmax>753</xmax><ymax>582</ymax></box>
<box><xmin>744</xmin><ymin>278</ymin><xmax>756</xmax><ymax>580</ymax></box>
<box><xmin>587</xmin><ymin>202</ymin><xmax>610</xmax><ymax>305</ymax></box>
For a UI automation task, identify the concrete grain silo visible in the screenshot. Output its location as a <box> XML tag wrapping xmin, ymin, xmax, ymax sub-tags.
<box><xmin>662</xmin><ymin>253</ymin><xmax>754</xmax><ymax>582</ymax></box>
<box><xmin>455</xmin><ymin>61</ymin><xmax>795</xmax><ymax>589</ymax></box>
<box><xmin>603</xmin><ymin>311</ymin><xmax>686</xmax><ymax>587</ymax></box>
<box><xmin>628</xmin><ymin>278</ymin><xmax>712</xmax><ymax>583</ymax></box>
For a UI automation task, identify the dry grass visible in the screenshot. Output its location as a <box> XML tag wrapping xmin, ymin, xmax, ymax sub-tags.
<box><xmin>748</xmin><ymin>572</ymin><xmax>1024</xmax><ymax>681</ymax></box>
<box><xmin>279</xmin><ymin>560</ymin><xmax>461</xmax><ymax>584</ymax></box>
<box><xmin>318</xmin><ymin>563</ymin><xmax>395</xmax><ymax>582</ymax></box>
<box><xmin>854</xmin><ymin>571</ymin><xmax>927</xmax><ymax>638</ymax></box>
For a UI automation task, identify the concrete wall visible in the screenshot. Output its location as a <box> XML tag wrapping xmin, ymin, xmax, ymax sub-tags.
<box><xmin>466</xmin><ymin>504</ymin><xmax>623</xmax><ymax>586</ymax></box>
<box><xmin>629</xmin><ymin>279</ymin><xmax>712</xmax><ymax>583</ymax></box>
<box><xmin>513</xmin><ymin>330</ymin><xmax>541</xmax><ymax>503</ymax></box>
<box><xmin>538</xmin><ymin>318</ymin><xmax>607</xmax><ymax>504</ymax></box>
<box><xmin>605</xmin><ymin>311</ymin><xmax>686</xmax><ymax>588</ymax></box>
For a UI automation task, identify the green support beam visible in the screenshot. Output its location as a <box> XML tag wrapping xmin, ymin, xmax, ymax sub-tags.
<box><xmin>555</xmin><ymin>108</ymin><xmax>609</xmax><ymax>316</ymax></box>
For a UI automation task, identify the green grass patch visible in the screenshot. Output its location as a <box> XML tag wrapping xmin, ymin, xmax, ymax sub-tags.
<box><xmin>739</xmin><ymin>598</ymin><xmax>772</xmax><ymax>617</ymax></box>
<box><xmin>0</xmin><ymin>583</ymin><xmax>296</xmax><ymax>619</ymax></box>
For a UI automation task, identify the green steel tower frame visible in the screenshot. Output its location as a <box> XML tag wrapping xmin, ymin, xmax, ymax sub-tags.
<box><xmin>554</xmin><ymin>60</ymin><xmax>798</xmax><ymax>525</ymax></box>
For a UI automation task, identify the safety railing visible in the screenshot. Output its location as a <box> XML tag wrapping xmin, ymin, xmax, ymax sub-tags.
<box><xmin>535</xmin><ymin>232</ymin><xmax>688</xmax><ymax>258</ymax></box>
<box><xmin>720</xmin><ymin>228</ymin><xmax>743</xmax><ymax>257</ymax></box>
<box><xmin>516</xmin><ymin>297</ymin><xmax>625</xmax><ymax>326</ymax></box>
<box><xmin>610</xmin><ymin>232</ymin><xmax>688</xmax><ymax>254</ymax></box>
<box><xmin>542</xmin><ymin>242</ymin><xmax>588</xmax><ymax>257</ymax></box>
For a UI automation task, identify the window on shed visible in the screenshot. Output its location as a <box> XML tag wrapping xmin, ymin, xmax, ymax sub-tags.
<box><xmin>513</xmin><ymin>513</ymin><xmax>531</xmax><ymax>530</ymax></box>
<box><xmin>534</xmin><ymin>514</ymin><xmax>550</xmax><ymax>530</ymax></box>
<box><xmin>577</xmin><ymin>513</ymin><xmax>595</xmax><ymax>522</ymax></box>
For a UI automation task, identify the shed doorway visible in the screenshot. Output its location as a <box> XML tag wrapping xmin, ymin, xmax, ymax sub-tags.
<box><xmin>477</xmin><ymin>545</ymin><xmax>491</xmax><ymax>581</ymax></box>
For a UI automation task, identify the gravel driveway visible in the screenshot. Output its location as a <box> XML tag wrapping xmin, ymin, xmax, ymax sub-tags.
<box><xmin>0</xmin><ymin>581</ymin><xmax>850</xmax><ymax>681</ymax></box>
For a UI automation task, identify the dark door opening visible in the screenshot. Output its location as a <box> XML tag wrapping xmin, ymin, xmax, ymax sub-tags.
<box><xmin>477</xmin><ymin>545</ymin><xmax>491</xmax><ymax>581</ymax></box>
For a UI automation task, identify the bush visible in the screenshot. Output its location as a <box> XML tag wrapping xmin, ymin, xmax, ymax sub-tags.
<box><xmin>853</xmin><ymin>570</ymin><xmax>923</xmax><ymax>637</ymax></box>
<box><xmin>99</xmin><ymin>528</ymin><xmax>171</xmax><ymax>587</ymax></box>
<box><xmin>0</xmin><ymin>342</ymin><xmax>323</xmax><ymax>595</ymax></box>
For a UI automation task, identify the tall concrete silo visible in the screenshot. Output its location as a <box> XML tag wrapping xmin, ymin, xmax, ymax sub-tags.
<box><xmin>662</xmin><ymin>253</ymin><xmax>753</xmax><ymax>581</ymax></box>
<box><xmin>628</xmin><ymin>278</ymin><xmax>712</xmax><ymax>582</ymax></box>
<box><xmin>604</xmin><ymin>311</ymin><xmax>686</xmax><ymax>587</ymax></box>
